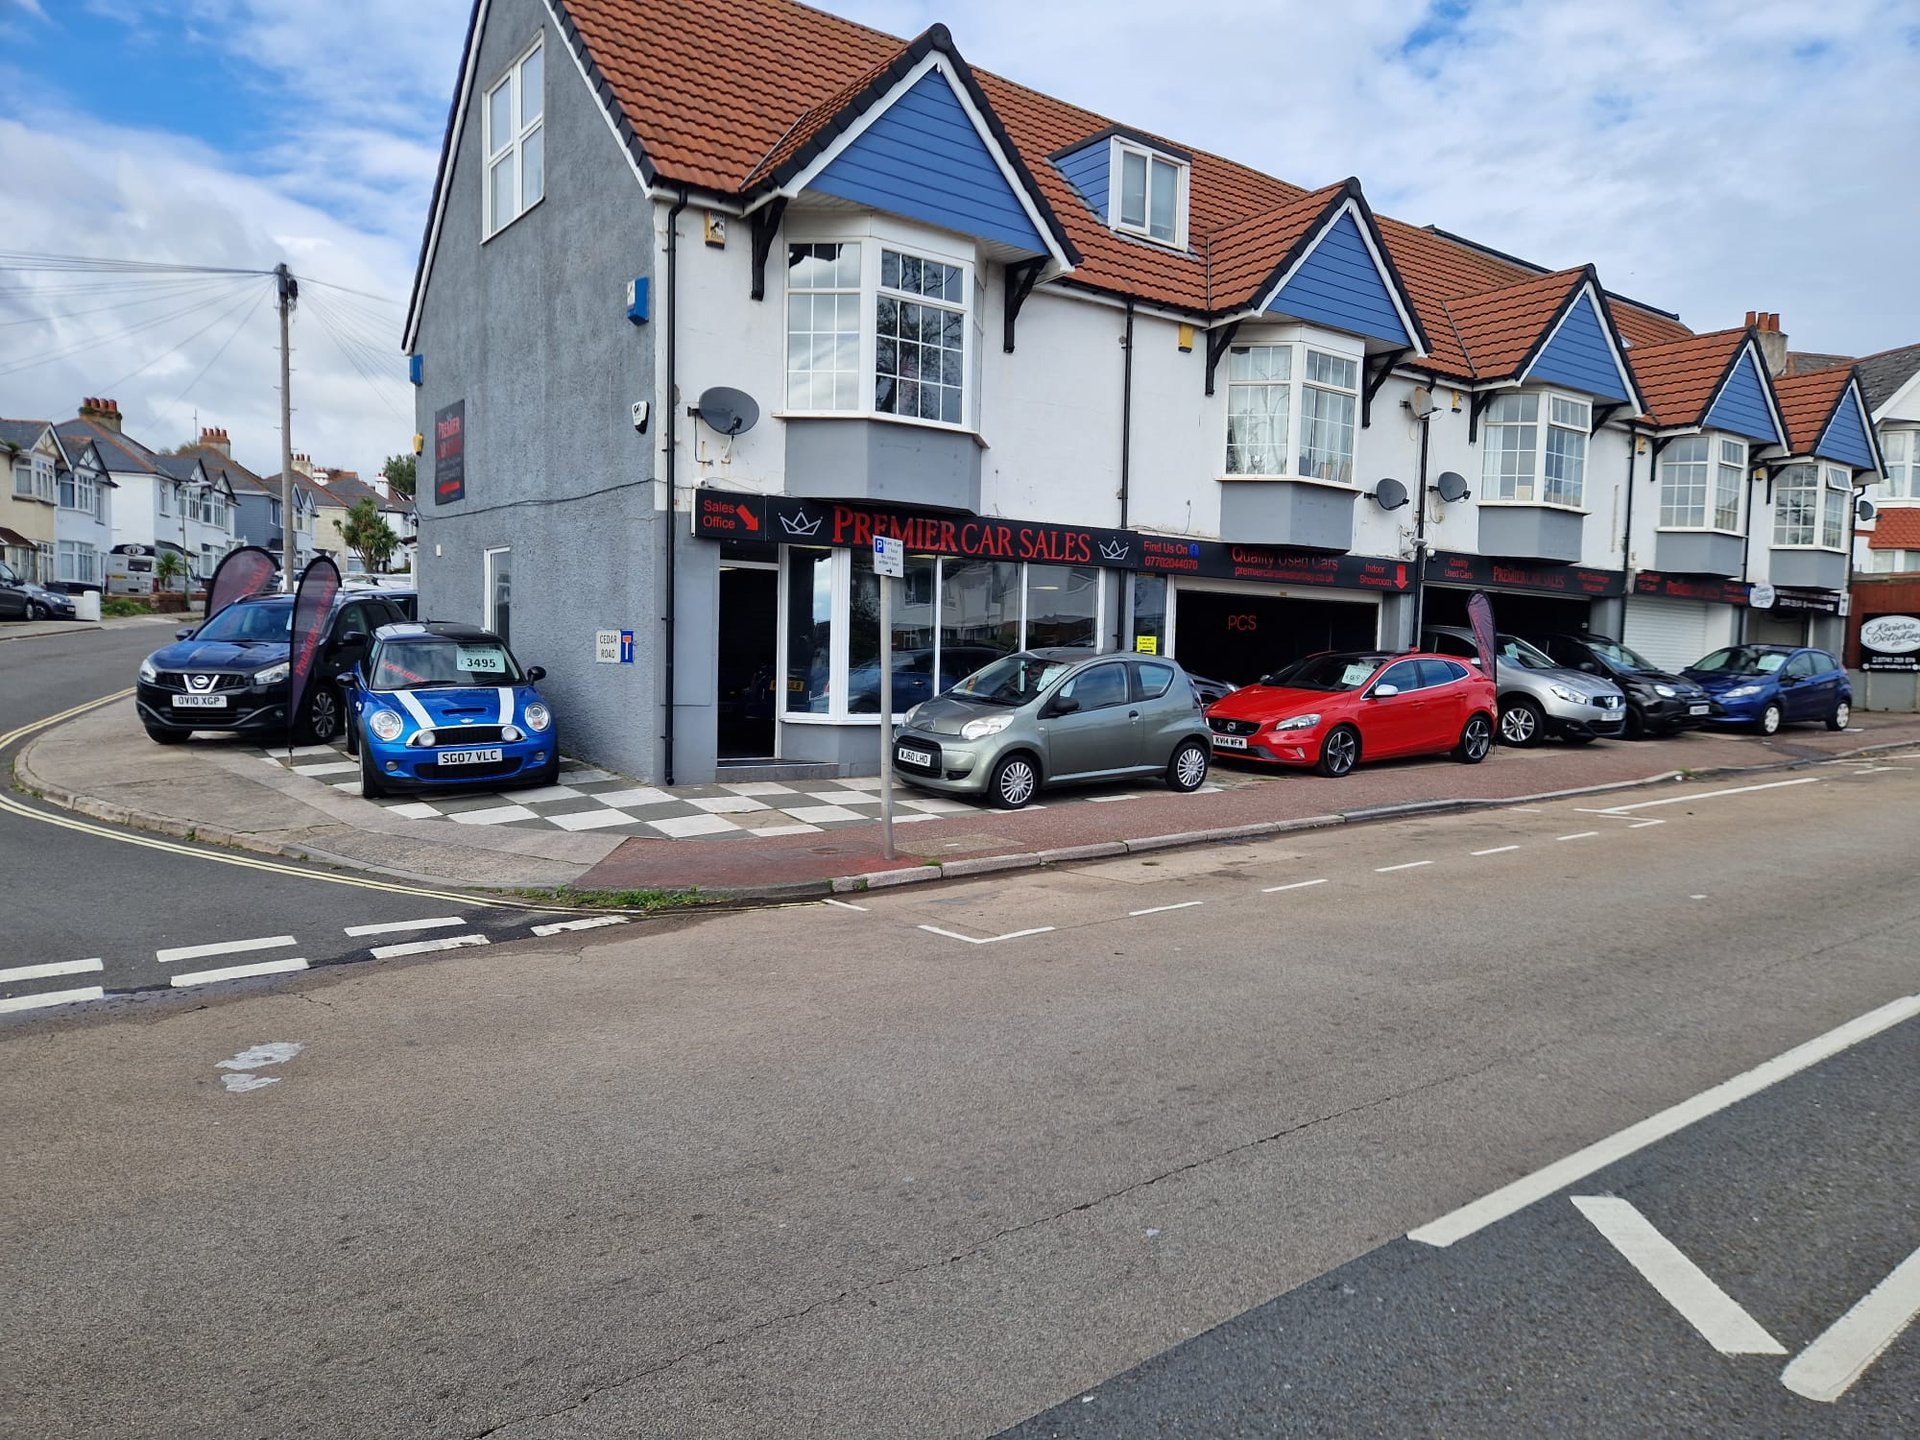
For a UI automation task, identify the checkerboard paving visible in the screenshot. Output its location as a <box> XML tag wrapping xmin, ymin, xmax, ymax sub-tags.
<box><xmin>259</xmin><ymin>742</ymin><xmax>1234</xmax><ymax>841</ymax></box>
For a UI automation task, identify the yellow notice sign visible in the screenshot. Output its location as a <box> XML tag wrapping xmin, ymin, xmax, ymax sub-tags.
<box><xmin>1134</xmin><ymin>635</ymin><xmax>1158</xmax><ymax>654</ymax></box>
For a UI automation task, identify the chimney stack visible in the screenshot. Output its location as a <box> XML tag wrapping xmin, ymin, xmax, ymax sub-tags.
<box><xmin>198</xmin><ymin>426</ymin><xmax>231</xmax><ymax>457</ymax></box>
<box><xmin>1752</xmin><ymin>311</ymin><xmax>1788</xmax><ymax>378</ymax></box>
<box><xmin>291</xmin><ymin>452</ymin><xmax>314</xmax><ymax>479</ymax></box>
<box><xmin>78</xmin><ymin>396</ymin><xmax>124</xmax><ymax>433</ymax></box>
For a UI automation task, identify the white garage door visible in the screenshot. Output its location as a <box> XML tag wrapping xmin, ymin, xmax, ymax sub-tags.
<box><xmin>1623</xmin><ymin>599</ymin><xmax>1723</xmax><ymax>671</ymax></box>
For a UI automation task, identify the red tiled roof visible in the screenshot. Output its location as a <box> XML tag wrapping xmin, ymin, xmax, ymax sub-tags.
<box><xmin>1774</xmin><ymin>368</ymin><xmax>1851</xmax><ymax>456</ymax></box>
<box><xmin>1203</xmin><ymin>182</ymin><xmax>1351</xmax><ymax>311</ymax></box>
<box><xmin>1628</xmin><ymin>328</ymin><xmax>1748</xmax><ymax>428</ymax></box>
<box><xmin>741</xmin><ymin>39</ymin><xmax>911</xmax><ymax>189</ymax></box>
<box><xmin>1867</xmin><ymin>507</ymin><xmax>1920</xmax><ymax>550</ymax></box>
<box><xmin>1442</xmin><ymin>268</ymin><xmax>1587</xmax><ymax>381</ymax></box>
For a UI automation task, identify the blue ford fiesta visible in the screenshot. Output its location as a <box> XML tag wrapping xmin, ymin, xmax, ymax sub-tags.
<box><xmin>345</xmin><ymin>621</ymin><xmax>558</xmax><ymax>797</ymax></box>
<box><xmin>1682</xmin><ymin>644</ymin><xmax>1851</xmax><ymax>736</ymax></box>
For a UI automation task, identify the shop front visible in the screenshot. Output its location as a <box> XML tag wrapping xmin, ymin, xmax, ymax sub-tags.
<box><xmin>1421</xmin><ymin>551</ymin><xmax>1627</xmax><ymax>643</ymax></box>
<box><xmin>1745</xmin><ymin>585</ymin><xmax>1845</xmax><ymax>651</ymax></box>
<box><xmin>1622</xmin><ymin>572</ymin><xmax>1748</xmax><ymax>671</ymax></box>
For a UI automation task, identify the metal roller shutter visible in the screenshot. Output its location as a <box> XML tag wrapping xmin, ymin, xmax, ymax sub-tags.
<box><xmin>1622</xmin><ymin>598</ymin><xmax>1715</xmax><ymax>671</ymax></box>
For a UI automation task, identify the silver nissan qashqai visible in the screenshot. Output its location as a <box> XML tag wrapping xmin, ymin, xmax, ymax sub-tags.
<box><xmin>891</xmin><ymin>648</ymin><xmax>1215</xmax><ymax>808</ymax></box>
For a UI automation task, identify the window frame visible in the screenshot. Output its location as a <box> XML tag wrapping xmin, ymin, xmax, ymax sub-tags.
<box><xmin>1480</xmin><ymin>388</ymin><xmax>1590</xmax><ymax>509</ymax></box>
<box><xmin>781</xmin><ymin>223</ymin><xmax>978</xmax><ymax>433</ymax></box>
<box><xmin>482</xmin><ymin>36</ymin><xmax>545</xmax><ymax>240</ymax></box>
<box><xmin>1108</xmin><ymin>138</ymin><xmax>1189</xmax><ymax>249</ymax></box>
<box><xmin>1770</xmin><ymin>463</ymin><xmax>1822</xmax><ymax>548</ymax></box>
<box><xmin>1657</xmin><ymin>432</ymin><xmax>1747</xmax><ymax>534</ymax></box>
<box><xmin>1221</xmin><ymin>331</ymin><xmax>1362</xmax><ymax>485</ymax></box>
<box><xmin>1872</xmin><ymin>428</ymin><xmax>1911</xmax><ymax>501</ymax></box>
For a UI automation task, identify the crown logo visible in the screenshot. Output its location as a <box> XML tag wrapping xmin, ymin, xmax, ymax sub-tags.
<box><xmin>1098</xmin><ymin>538</ymin><xmax>1130</xmax><ymax>562</ymax></box>
<box><xmin>780</xmin><ymin>510</ymin><xmax>822</xmax><ymax>538</ymax></box>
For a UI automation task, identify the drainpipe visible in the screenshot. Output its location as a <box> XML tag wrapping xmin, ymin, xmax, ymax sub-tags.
<box><xmin>662</xmin><ymin>187</ymin><xmax>689</xmax><ymax>785</ymax></box>
<box><xmin>1619</xmin><ymin>427</ymin><xmax>1637</xmax><ymax>636</ymax></box>
<box><xmin>1738</xmin><ymin>469</ymin><xmax>1760</xmax><ymax>643</ymax></box>
<box><xmin>1408</xmin><ymin>411</ymin><xmax>1432</xmax><ymax>645</ymax></box>
<box><xmin>1118</xmin><ymin>299</ymin><xmax>1135</xmax><ymax>531</ymax></box>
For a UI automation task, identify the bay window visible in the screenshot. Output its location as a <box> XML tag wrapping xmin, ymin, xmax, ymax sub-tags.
<box><xmin>1482</xmin><ymin>391</ymin><xmax>1588</xmax><ymax>506</ymax></box>
<box><xmin>483</xmin><ymin>38</ymin><xmax>544</xmax><ymax>237</ymax></box>
<box><xmin>56</xmin><ymin>541</ymin><xmax>100</xmax><ymax>586</ymax></box>
<box><xmin>1771</xmin><ymin>463</ymin><xmax>1852</xmax><ymax>548</ymax></box>
<box><xmin>1659</xmin><ymin>434</ymin><xmax>1746</xmax><ymax>531</ymax></box>
<box><xmin>784</xmin><ymin>238</ymin><xmax>976</xmax><ymax>428</ymax></box>
<box><xmin>1822</xmin><ymin>464</ymin><xmax>1850</xmax><ymax>548</ymax></box>
<box><xmin>1223</xmin><ymin>341</ymin><xmax>1358</xmax><ymax>483</ymax></box>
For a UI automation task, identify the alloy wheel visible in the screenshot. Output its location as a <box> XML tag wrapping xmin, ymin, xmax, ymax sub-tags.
<box><xmin>1320</xmin><ymin>727</ymin><xmax>1358</xmax><ymax>777</ymax></box>
<box><xmin>1758</xmin><ymin>703</ymin><xmax>1782</xmax><ymax>736</ymax></box>
<box><xmin>1462</xmin><ymin>715</ymin><xmax>1491</xmax><ymax>761</ymax></box>
<box><xmin>994</xmin><ymin>757</ymin><xmax>1038</xmax><ymax>808</ymax></box>
<box><xmin>1829</xmin><ymin>701</ymin><xmax>1851</xmax><ymax>732</ymax></box>
<box><xmin>1499</xmin><ymin>704</ymin><xmax>1539</xmax><ymax>745</ymax></box>
<box><xmin>309</xmin><ymin>688</ymin><xmax>340</xmax><ymax>742</ymax></box>
<box><xmin>1172</xmin><ymin>742</ymin><xmax>1208</xmax><ymax>791</ymax></box>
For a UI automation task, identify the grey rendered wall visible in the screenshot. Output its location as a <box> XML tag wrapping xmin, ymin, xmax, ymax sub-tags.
<box><xmin>411</xmin><ymin>0</ymin><xmax>662</xmax><ymax>781</ymax></box>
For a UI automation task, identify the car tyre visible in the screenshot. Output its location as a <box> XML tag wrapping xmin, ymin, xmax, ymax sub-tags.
<box><xmin>1624</xmin><ymin>707</ymin><xmax>1646</xmax><ymax>740</ymax></box>
<box><xmin>1316</xmin><ymin>724</ymin><xmax>1359</xmax><ymax>778</ymax></box>
<box><xmin>988</xmin><ymin>752</ymin><xmax>1040</xmax><ymax>809</ymax></box>
<box><xmin>1455</xmin><ymin>713</ymin><xmax>1492</xmax><ymax>764</ymax></box>
<box><xmin>1755</xmin><ymin>703</ymin><xmax>1782</xmax><ymax>736</ymax></box>
<box><xmin>343</xmin><ymin>717</ymin><xmax>359</xmax><ymax>757</ymax></box>
<box><xmin>1826</xmin><ymin>700</ymin><xmax>1850</xmax><ymax>732</ymax></box>
<box><xmin>1498</xmin><ymin>697</ymin><xmax>1543</xmax><ymax>747</ymax></box>
<box><xmin>26</xmin><ymin>600</ymin><xmax>48</xmax><ymax>621</ymax></box>
<box><xmin>1166</xmin><ymin>738</ymin><xmax>1210</xmax><ymax>793</ymax></box>
<box><xmin>142</xmin><ymin>722</ymin><xmax>186</xmax><ymax>745</ymax></box>
<box><xmin>359</xmin><ymin>744</ymin><xmax>386</xmax><ymax>799</ymax></box>
<box><xmin>302</xmin><ymin>683</ymin><xmax>342</xmax><ymax>745</ymax></box>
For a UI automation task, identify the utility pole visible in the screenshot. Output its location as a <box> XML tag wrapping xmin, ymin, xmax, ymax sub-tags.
<box><xmin>276</xmin><ymin>262</ymin><xmax>297</xmax><ymax>591</ymax></box>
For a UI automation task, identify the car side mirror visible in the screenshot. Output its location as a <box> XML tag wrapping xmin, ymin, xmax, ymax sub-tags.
<box><xmin>1370</xmin><ymin>683</ymin><xmax>1400</xmax><ymax>699</ymax></box>
<box><xmin>526</xmin><ymin>666</ymin><xmax>546</xmax><ymax>684</ymax></box>
<box><xmin>1048</xmin><ymin>695</ymin><xmax>1080</xmax><ymax>717</ymax></box>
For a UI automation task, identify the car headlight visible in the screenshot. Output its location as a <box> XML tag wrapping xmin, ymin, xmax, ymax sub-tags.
<box><xmin>525</xmin><ymin>702</ymin><xmax>551</xmax><ymax>732</ymax></box>
<box><xmin>961</xmin><ymin>715</ymin><xmax>1013</xmax><ymax>740</ymax></box>
<box><xmin>254</xmin><ymin>661</ymin><xmax>290</xmax><ymax>685</ymax></box>
<box><xmin>1653</xmin><ymin>684</ymin><xmax>1676</xmax><ymax>698</ymax></box>
<box><xmin>1723</xmin><ymin>684</ymin><xmax>1762</xmax><ymax>699</ymax></box>
<box><xmin>138</xmin><ymin>658</ymin><xmax>157</xmax><ymax>682</ymax></box>
<box><xmin>1548</xmin><ymin>685</ymin><xmax>1585</xmax><ymax>704</ymax></box>
<box><xmin>368</xmin><ymin>709</ymin><xmax>404</xmax><ymax>742</ymax></box>
<box><xmin>1272</xmin><ymin>713</ymin><xmax>1321</xmax><ymax>731</ymax></box>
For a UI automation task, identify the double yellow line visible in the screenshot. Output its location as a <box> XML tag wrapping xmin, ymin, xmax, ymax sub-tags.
<box><xmin>1</xmin><ymin>690</ymin><xmax>520</xmax><ymax>908</ymax></box>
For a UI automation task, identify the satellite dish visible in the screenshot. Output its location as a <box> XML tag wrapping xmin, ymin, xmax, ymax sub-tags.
<box><xmin>1435</xmin><ymin>471</ymin><xmax>1470</xmax><ymax>503</ymax></box>
<box><xmin>1369</xmin><ymin>478</ymin><xmax>1409</xmax><ymax>511</ymax></box>
<box><xmin>694</xmin><ymin>386</ymin><xmax>759</xmax><ymax>437</ymax></box>
<box><xmin>1857</xmin><ymin>496</ymin><xmax>1878</xmax><ymax>523</ymax></box>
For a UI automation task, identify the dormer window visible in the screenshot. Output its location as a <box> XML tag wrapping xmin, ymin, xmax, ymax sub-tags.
<box><xmin>1111</xmin><ymin>140</ymin><xmax>1187</xmax><ymax>248</ymax></box>
<box><xmin>1481</xmin><ymin>391</ymin><xmax>1589</xmax><ymax>508</ymax></box>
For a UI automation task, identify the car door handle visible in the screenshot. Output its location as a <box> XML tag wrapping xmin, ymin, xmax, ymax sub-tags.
<box><xmin>1128</xmin><ymin>710</ymin><xmax>1140</xmax><ymax>719</ymax></box>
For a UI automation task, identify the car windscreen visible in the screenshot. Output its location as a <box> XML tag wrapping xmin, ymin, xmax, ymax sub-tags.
<box><xmin>949</xmin><ymin>653</ymin><xmax>1073</xmax><ymax>705</ymax></box>
<box><xmin>193</xmin><ymin>601</ymin><xmax>293</xmax><ymax>643</ymax></box>
<box><xmin>1260</xmin><ymin>654</ymin><xmax>1379</xmax><ymax>692</ymax></box>
<box><xmin>1586</xmin><ymin>637</ymin><xmax>1656</xmax><ymax>672</ymax></box>
<box><xmin>370</xmin><ymin>639</ymin><xmax>524</xmax><ymax>690</ymax></box>
<box><xmin>1690</xmin><ymin>647</ymin><xmax>1786</xmax><ymax>676</ymax></box>
<box><xmin>1495</xmin><ymin>634</ymin><xmax>1557</xmax><ymax>669</ymax></box>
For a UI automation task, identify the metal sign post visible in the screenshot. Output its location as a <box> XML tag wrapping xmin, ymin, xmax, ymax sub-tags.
<box><xmin>874</xmin><ymin>535</ymin><xmax>904</xmax><ymax>861</ymax></box>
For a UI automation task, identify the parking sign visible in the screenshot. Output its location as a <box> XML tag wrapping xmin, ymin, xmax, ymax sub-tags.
<box><xmin>873</xmin><ymin>534</ymin><xmax>903</xmax><ymax>579</ymax></box>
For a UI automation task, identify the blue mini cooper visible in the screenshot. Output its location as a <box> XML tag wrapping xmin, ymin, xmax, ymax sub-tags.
<box><xmin>345</xmin><ymin>621</ymin><xmax>558</xmax><ymax>797</ymax></box>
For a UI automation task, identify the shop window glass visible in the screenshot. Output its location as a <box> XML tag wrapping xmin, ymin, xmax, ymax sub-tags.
<box><xmin>785</xmin><ymin>547</ymin><xmax>834</xmax><ymax>713</ymax></box>
<box><xmin>939</xmin><ymin>558</ymin><xmax>1021</xmax><ymax>659</ymax></box>
<box><xmin>1130</xmin><ymin>573</ymin><xmax>1167</xmax><ymax>655</ymax></box>
<box><xmin>847</xmin><ymin>549</ymin><xmax>938</xmax><ymax>713</ymax></box>
<box><xmin>1023</xmin><ymin>564</ymin><xmax>1098</xmax><ymax>649</ymax></box>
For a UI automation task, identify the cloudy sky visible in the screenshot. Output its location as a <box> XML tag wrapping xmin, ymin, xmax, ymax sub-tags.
<box><xmin>2</xmin><ymin>0</ymin><xmax>1917</xmax><ymax>479</ymax></box>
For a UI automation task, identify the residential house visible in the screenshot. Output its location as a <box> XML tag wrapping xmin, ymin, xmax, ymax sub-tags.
<box><xmin>312</xmin><ymin>467</ymin><xmax>418</xmax><ymax>571</ymax></box>
<box><xmin>53</xmin><ymin>430</ymin><xmax>116</xmax><ymax>590</ymax></box>
<box><xmin>402</xmin><ymin>0</ymin><xmax>1881</xmax><ymax>783</ymax></box>
<box><xmin>1824</xmin><ymin>344</ymin><xmax>1920</xmax><ymax>574</ymax></box>
<box><xmin>150</xmin><ymin>454</ymin><xmax>241</xmax><ymax>583</ymax></box>
<box><xmin>257</xmin><ymin>459</ymin><xmax>322</xmax><ymax>572</ymax></box>
<box><xmin>59</xmin><ymin>398</ymin><xmax>234</xmax><ymax>577</ymax></box>
<box><xmin>1</xmin><ymin>419</ymin><xmax>61</xmax><ymax>583</ymax></box>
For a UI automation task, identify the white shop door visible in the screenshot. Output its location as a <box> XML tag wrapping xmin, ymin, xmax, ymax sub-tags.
<box><xmin>1623</xmin><ymin>598</ymin><xmax>1715</xmax><ymax>671</ymax></box>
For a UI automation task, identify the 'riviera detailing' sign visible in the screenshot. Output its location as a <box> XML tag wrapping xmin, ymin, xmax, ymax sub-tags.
<box><xmin>1859</xmin><ymin>614</ymin><xmax>1920</xmax><ymax>671</ymax></box>
<box><xmin>433</xmin><ymin>400</ymin><xmax>466</xmax><ymax>504</ymax></box>
<box><xmin>694</xmin><ymin>489</ymin><xmax>1412</xmax><ymax>591</ymax></box>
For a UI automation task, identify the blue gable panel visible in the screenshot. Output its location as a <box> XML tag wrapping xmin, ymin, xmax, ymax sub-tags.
<box><xmin>1815</xmin><ymin>386</ymin><xmax>1876</xmax><ymax>469</ymax></box>
<box><xmin>1702</xmin><ymin>349</ymin><xmax>1782</xmax><ymax>444</ymax></box>
<box><xmin>1525</xmin><ymin>292</ymin><xmax>1630</xmax><ymax>401</ymax></box>
<box><xmin>809</xmin><ymin>71</ymin><xmax>1045</xmax><ymax>253</ymax></box>
<box><xmin>1054</xmin><ymin>140</ymin><xmax>1109</xmax><ymax>221</ymax></box>
<box><xmin>1266</xmin><ymin>213</ymin><xmax>1409</xmax><ymax>347</ymax></box>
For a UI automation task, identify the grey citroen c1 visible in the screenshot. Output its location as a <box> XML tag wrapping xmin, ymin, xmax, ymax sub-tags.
<box><xmin>891</xmin><ymin>648</ymin><xmax>1215</xmax><ymax>808</ymax></box>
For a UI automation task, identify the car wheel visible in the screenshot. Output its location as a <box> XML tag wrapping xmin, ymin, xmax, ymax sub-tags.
<box><xmin>988</xmin><ymin>753</ymin><xmax>1040</xmax><ymax>809</ymax></box>
<box><xmin>1316</xmin><ymin>724</ymin><xmax>1359</xmax><ymax>778</ymax></box>
<box><xmin>303</xmin><ymin>684</ymin><xmax>342</xmax><ymax>745</ymax></box>
<box><xmin>26</xmin><ymin>600</ymin><xmax>47</xmax><ymax>621</ymax></box>
<box><xmin>1455</xmin><ymin>713</ymin><xmax>1492</xmax><ymax>764</ymax></box>
<box><xmin>1624</xmin><ymin>707</ymin><xmax>1646</xmax><ymax>740</ymax></box>
<box><xmin>359</xmin><ymin>745</ymin><xmax>386</xmax><ymax>799</ymax></box>
<box><xmin>1498</xmin><ymin>698</ymin><xmax>1543</xmax><ymax>747</ymax></box>
<box><xmin>1827</xmin><ymin>700</ymin><xmax>1851</xmax><ymax>732</ymax></box>
<box><xmin>1755</xmin><ymin>703</ymin><xmax>1782</xmax><ymax>736</ymax></box>
<box><xmin>1166</xmin><ymin>738</ymin><xmax>1209</xmax><ymax>793</ymax></box>
<box><xmin>343</xmin><ymin>718</ymin><xmax>359</xmax><ymax>757</ymax></box>
<box><xmin>142</xmin><ymin>723</ymin><xmax>186</xmax><ymax>745</ymax></box>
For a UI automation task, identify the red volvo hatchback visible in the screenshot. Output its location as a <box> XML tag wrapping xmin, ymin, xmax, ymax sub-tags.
<box><xmin>1204</xmin><ymin>650</ymin><xmax>1497</xmax><ymax>777</ymax></box>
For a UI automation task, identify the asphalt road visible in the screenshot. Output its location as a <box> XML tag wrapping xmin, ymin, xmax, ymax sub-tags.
<box><xmin>4</xmin><ymin>745</ymin><xmax>1916</xmax><ymax>1438</ymax></box>
<box><xmin>0</xmin><ymin>625</ymin><xmax>559</xmax><ymax>1011</ymax></box>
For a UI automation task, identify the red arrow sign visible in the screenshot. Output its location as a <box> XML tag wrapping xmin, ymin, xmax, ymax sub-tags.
<box><xmin>737</xmin><ymin>504</ymin><xmax>760</xmax><ymax>532</ymax></box>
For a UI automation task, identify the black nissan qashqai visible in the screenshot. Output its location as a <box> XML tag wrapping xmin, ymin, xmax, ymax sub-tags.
<box><xmin>135</xmin><ymin>591</ymin><xmax>410</xmax><ymax>745</ymax></box>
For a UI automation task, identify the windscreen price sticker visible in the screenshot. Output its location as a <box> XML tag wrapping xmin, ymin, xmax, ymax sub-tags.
<box><xmin>457</xmin><ymin>646</ymin><xmax>507</xmax><ymax>672</ymax></box>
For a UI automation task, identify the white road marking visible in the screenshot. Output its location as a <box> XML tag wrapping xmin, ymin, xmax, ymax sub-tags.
<box><xmin>822</xmin><ymin>898</ymin><xmax>870</xmax><ymax>912</ymax></box>
<box><xmin>1781</xmin><ymin>1244</ymin><xmax>1920</xmax><ymax>1402</ymax></box>
<box><xmin>1130</xmin><ymin>901</ymin><xmax>1204</xmax><ymax>917</ymax></box>
<box><xmin>1629</xmin><ymin>819</ymin><xmax>1665</xmax><ymax>829</ymax></box>
<box><xmin>221</xmin><ymin>1074</ymin><xmax>279</xmax><ymax>1093</ymax></box>
<box><xmin>0</xmin><ymin>958</ymin><xmax>103</xmax><ymax>984</ymax></box>
<box><xmin>1691</xmin><ymin>894</ymin><xmax>1708</xmax><ymax>900</ymax></box>
<box><xmin>1599</xmin><ymin>776</ymin><xmax>1819</xmax><ymax>814</ymax></box>
<box><xmin>917</xmin><ymin>925</ymin><xmax>1056</xmax><ymax>946</ymax></box>
<box><xmin>1263</xmin><ymin>878</ymin><xmax>1328</xmax><ymax>893</ymax></box>
<box><xmin>1409</xmin><ymin>993</ymin><xmax>1920</xmax><ymax>1248</ymax></box>
<box><xmin>1557</xmin><ymin>832</ymin><xmax>1599</xmax><ymax>842</ymax></box>
<box><xmin>1375</xmin><ymin>861</ymin><xmax>1433</xmax><ymax>873</ymax></box>
<box><xmin>1472</xmin><ymin>846</ymin><xmax>1521</xmax><ymax>857</ymax></box>
<box><xmin>342</xmin><ymin>917</ymin><xmax>465</xmax><ymax>937</ymax></box>
<box><xmin>0</xmin><ymin>986</ymin><xmax>104</xmax><ymax>1013</ymax></box>
<box><xmin>1571</xmin><ymin>1196</ymin><xmax>1784</xmax><ymax>1355</ymax></box>
<box><xmin>368</xmin><ymin>934</ymin><xmax>490</xmax><ymax>959</ymax></box>
<box><xmin>156</xmin><ymin>935</ymin><xmax>296</xmax><ymax>964</ymax></box>
<box><xmin>529</xmin><ymin>916</ymin><xmax>629</xmax><ymax>936</ymax></box>
<box><xmin>169</xmin><ymin>958</ymin><xmax>309</xmax><ymax>987</ymax></box>
<box><xmin>216</xmin><ymin>1042</ymin><xmax>304</xmax><ymax>1071</ymax></box>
